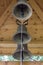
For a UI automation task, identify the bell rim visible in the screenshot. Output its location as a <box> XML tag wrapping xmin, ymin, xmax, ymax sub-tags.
<box><xmin>13</xmin><ymin>34</ymin><xmax>31</xmax><ymax>44</ymax></box>
<box><xmin>12</xmin><ymin>2</ymin><xmax>32</xmax><ymax>21</ymax></box>
<box><xmin>13</xmin><ymin>50</ymin><xmax>32</xmax><ymax>60</ymax></box>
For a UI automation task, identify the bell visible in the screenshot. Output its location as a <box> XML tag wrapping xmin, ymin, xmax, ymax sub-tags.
<box><xmin>13</xmin><ymin>0</ymin><xmax>32</xmax><ymax>21</ymax></box>
<box><xmin>13</xmin><ymin>44</ymin><xmax>32</xmax><ymax>60</ymax></box>
<box><xmin>13</xmin><ymin>24</ymin><xmax>31</xmax><ymax>44</ymax></box>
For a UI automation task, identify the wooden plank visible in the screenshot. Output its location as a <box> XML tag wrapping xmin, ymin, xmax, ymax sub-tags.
<box><xmin>0</xmin><ymin>0</ymin><xmax>12</xmax><ymax>17</ymax></box>
<box><xmin>7</xmin><ymin>62</ymin><xmax>20</xmax><ymax>65</ymax></box>
<box><xmin>0</xmin><ymin>62</ymin><xmax>43</xmax><ymax>65</ymax></box>
<box><xmin>0</xmin><ymin>62</ymin><xmax>20</xmax><ymax>65</ymax></box>
<box><xmin>23</xmin><ymin>62</ymin><xmax>43</xmax><ymax>65</ymax></box>
<box><xmin>0</xmin><ymin>47</ymin><xmax>43</xmax><ymax>55</ymax></box>
<box><xmin>0</xmin><ymin>62</ymin><xmax>42</xmax><ymax>65</ymax></box>
<box><xmin>28</xmin><ymin>12</ymin><xmax>42</xmax><ymax>25</ymax></box>
<box><xmin>29</xmin><ymin>48</ymin><xmax>43</xmax><ymax>55</ymax></box>
<box><xmin>35</xmin><ymin>0</ymin><xmax>43</xmax><ymax>11</ymax></box>
<box><xmin>29</xmin><ymin>0</ymin><xmax>43</xmax><ymax>21</ymax></box>
<box><xmin>0</xmin><ymin>0</ymin><xmax>16</xmax><ymax>28</ymax></box>
<box><xmin>0</xmin><ymin>40</ymin><xmax>43</xmax><ymax>47</ymax></box>
<box><xmin>0</xmin><ymin>47</ymin><xmax>16</xmax><ymax>55</ymax></box>
<box><xmin>0</xmin><ymin>41</ymin><xmax>42</xmax><ymax>55</ymax></box>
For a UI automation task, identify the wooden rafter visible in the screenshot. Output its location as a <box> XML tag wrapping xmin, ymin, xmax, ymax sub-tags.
<box><xmin>29</xmin><ymin>0</ymin><xmax>43</xmax><ymax>21</ymax></box>
<box><xmin>0</xmin><ymin>0</ymin><xmax>16</xmax><ymax>28</ymax></box>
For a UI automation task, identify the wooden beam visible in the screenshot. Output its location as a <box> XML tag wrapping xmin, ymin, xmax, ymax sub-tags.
<box><xmin>29</xmin><ymin>48</ymin><xmax>43</xmax><ymax>55</ymax></box>
<box><xmin>29</xmin><ymin>0</ymin><xmax>43</xmax><ymax>21</ymax></box>
<box><xmin>35</xmin><ymin>0</ymin><xmax>43</xmax><ymax>11</ymax></box>
<box><xmin>0</xmin><ymin>0</ymin><xmax>16</xmax><ymax>28</ymax></box>
<box><xmin>0</xmin><ymin>40</ymin><xmax>43</xmax><ymax>48</ymax></box>
<box><xmin>0</xmin><ymin>62</ymin><xmax>20</xmax><ymax>65</ymax></box>
<box><xmin>0</xmin><ymin>62</ymin><xmax>43</xmax><ymax>65</ymax></box>
<box><xmin>28</xmin><ymin>12</ymin><xmax>42</xmax><ymax>25</ymax></box>
<box><xmin>23</xmin><ymin>62</ymin><xmax>43</xmax><ymax>65</ymax></box>
<box><xmin>0</xmin><ymin>47</ymin><xmax>43</xmax><ymax>55</ymax></box>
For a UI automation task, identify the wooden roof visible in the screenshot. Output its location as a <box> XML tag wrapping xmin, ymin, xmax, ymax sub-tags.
<box><xmin>0</xmin><ymin>0</ymin><xmax>43</xmax><ymax>55</ymax></box>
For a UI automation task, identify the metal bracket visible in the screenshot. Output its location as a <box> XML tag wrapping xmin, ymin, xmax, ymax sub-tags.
<box><xmin>16</xmin><ymin>19</ymin><xmax>28</xmax><ymax>26</ymax></box>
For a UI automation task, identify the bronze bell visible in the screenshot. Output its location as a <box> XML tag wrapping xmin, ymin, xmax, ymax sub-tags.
<box><xmin>13</xmin><ymin>44</ymin><xmax>32</xmax><ymax>60</ymax></box>
<box><xmin>13</xmin><ymin>0</ymin><xmax>32</xmax><ymax>21</ymax></box>
<box><xmin>13</xmin><ymin>24</ymin><xmax>31</xmax><ymax>44</ymax></box>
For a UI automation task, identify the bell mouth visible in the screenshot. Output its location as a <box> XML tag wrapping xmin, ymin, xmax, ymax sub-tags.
<box><xmin>13</xmin><ymin>50</ymin><xmax>29</xmax><ymax>60</ymax></box>
<box><xmin>13</xmin><ymin>33</ymin><xmax>31</xmax><ymax>44</ymax></box>
<box><xmin>13</xmin><ymin>2</ymin><xmax>32</xmax><ymax>21</ymax></box>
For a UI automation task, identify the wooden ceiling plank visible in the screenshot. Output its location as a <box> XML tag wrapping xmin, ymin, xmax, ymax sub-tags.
<box><xmin>23</xmin><ymin>62</ymin><xmax>43</xmax><ymax>65</ymax></box>
<box><xmin>29</xmin><ymin>48</ymin><xmax>43</xmax><ymax>55</ymax></box>
<box><xmin>0</xmin><ymin>0</ymin><xmax>16</xmax><ymax>28</ymax></box>
<box><xmin>0</xmin><ymin>47</ymin><xmax>43</xmax><ymax>55</ymax></box>
<box><xmin>29</xmin><ymin>0</ymin><xmax>43</xmax><ymax>21</ymax></box>
<box><xmin>0</xmin><ymin>40</ymin><xmax>43</xmax><ymax>47</ymax></box>
<box><xmin>0</xmin><ymin>0</ymin><xmax>12</xmax><ymax>17</ymax></box>
<box><xmin>0</xmin><ymin>62</ymin><xmax>20</xmax><ymax>65</ymax></box>
<box><xmin>35</xmin><ymin>0</ymin><xmax>43</xmax><ymax>11</ymax></box>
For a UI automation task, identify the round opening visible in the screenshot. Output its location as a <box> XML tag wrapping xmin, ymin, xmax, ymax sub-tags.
<box><xmin>13</xmin><ymin>3</ymin><xmax>30</xmax><ymax>18</ymax></box>
<box><xmin>13</xmin><ymin>33</ymin><xmax>31</xmax><ymax>44</ymax></box>
<box><xmin>13</xmin><ymin>50</ymin><xmax>28</xmax><ymax>60</ymax></box>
